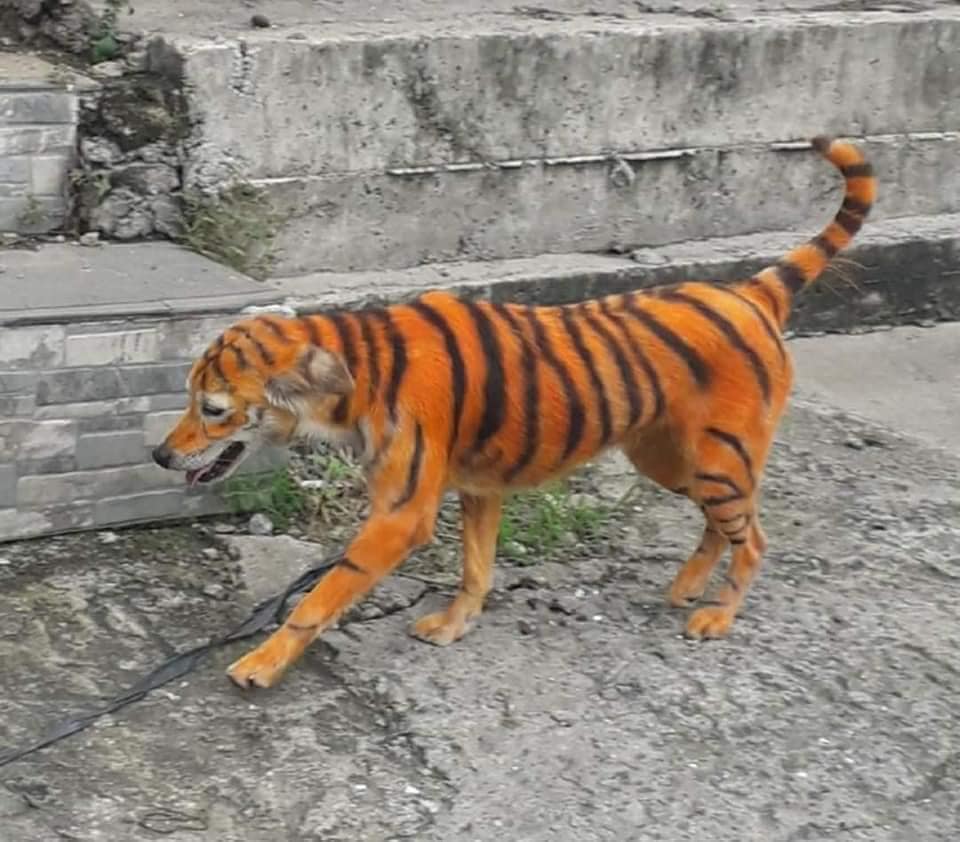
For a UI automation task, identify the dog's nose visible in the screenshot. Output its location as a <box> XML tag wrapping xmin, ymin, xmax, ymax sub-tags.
<box><xmin>152</xmin><ymin>442</ymin><xmax>173</xmax><ymax>469</ymax></box>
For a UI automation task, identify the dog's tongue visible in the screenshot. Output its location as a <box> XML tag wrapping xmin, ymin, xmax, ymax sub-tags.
<box><xmin>186</xmin><ymin>468</ymin><xmax>202</xmax><ymax>487</ymax></box>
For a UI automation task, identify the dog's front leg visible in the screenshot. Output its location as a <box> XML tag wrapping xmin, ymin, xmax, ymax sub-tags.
<box><xmin>227</xmin><ymin>420</ymin><xmax>443</xmax><ymax>689</ymax></box>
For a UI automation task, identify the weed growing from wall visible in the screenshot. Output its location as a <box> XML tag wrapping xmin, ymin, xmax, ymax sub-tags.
<box><xmin>91</xmin><ymin>0</ymin><xmax>131</xmax><ymax>63</ymax></box>
<box><xmin>181</xmin><ymin>184</ymin><xmax>279</xmax><ymax>279</ymax></box>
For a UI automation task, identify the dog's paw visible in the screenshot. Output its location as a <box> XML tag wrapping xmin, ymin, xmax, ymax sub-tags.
<box><xmin>668</xmin><ymin>576</ymin><xmax>707</xmax><ymax>608</ymax></box>
<box><xmin>410</xmin><ymin>611</ymin><xmax>471</xmax><ymax>647</ymax></box>
<box><xmin>685</xmin><ymin>605</ymin><xmax>735</xmax><ymax>640</ymax></box>
<box><xmin>226</xmin><ymin>643</ymin><xmax>290</xmax><ymax>689</ymax></box>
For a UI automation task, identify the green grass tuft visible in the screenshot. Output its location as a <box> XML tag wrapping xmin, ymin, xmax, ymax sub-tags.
<box><xmin>181</xmin><ymin>184</ymin><xmax>279</xmax><ymax>279</ymax></box>
<box><xmin>223</xmin><ymin>469</ymin><xmax>306</xmax><ymax>531</ymax></box>
<box><xmin>499</xmin><ymin>484</ymin><xmax>609</xmax><ymax>564</ymax></box>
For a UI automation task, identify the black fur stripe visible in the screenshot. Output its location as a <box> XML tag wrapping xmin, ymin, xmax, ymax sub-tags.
<box><xmin>526</xmin><ymin>308</ymin><xmax>585</xmax><ymax>461</ymax></box>
<box><xmin>257</xmin><ymin>316</ymin><xmax>291</xmax><ymax>343</ymax></box>
<box><xmin>197</xmin><ymin>346</ymin><xmax>217</xmax><ymax>389</ymax></box>
<box><xmin>580</xmin><ymin>304</ymin><xmax>642</xmax><ymax>428</ymax></box>
<box><xmin>710</xmin><ymin>285</ymin><xmax>786</xmax><ymax>365</ymax></box>
<box><xmin>328</xmin><ymin>313</ymin><xmax>356</xmax><ymax>425</ymax></box>
<box><xmin>598</xmin><ymin>298</ymin><xmax>665</xmax><ymax>421</ymax></box>
<box><xmin>229</xmin><ymin>343</ymin><xmax>249</xmax><ymax>370</ymax></box>
<box><xmin>812</xmin><ymin>234</ymin><xmax>839</xmax><ymax>258</ymax></box>
<box><xmin>704</xmin><ymin>427</ymin><xmax>755</xmax><ymax>489</ymax></box>
<box><xmin>494</xmin><ymin>304</ymin><xmax>540</xmax><ymax>483</ymax></box>
<box><xmin>775</xmin><ymin>261</ymin><xmax>807</xmax><ymax>294</ymax></box>
<box><xmin>392</xmin><ymin>422</ymin><xmax>424</xmax><ymax>511</ymax></box>
<box><xmin>233</xmin><ymin>326</ymin><xmax>275</xmax><ymax>366</ymax></box>
<box><xmin>328</xmin><ymin>312</ymin><xmax>357</xmax><ymax>373</ymax></box>
<box><xmin>747</xmin><ymin>277</ymin><xmax>784</xmax><ymax>324</ymax></box>
<box><xmin>369</xmin><ymin>310</ymin><xmax>407</xmax><ymax>422</ymax></box>
<box><xmin>356</xmin><ymin>312</ymin><xmax>381</xmax><ymax>403</ymax></box>
<box><xmin>835</xmin><ymin>208</ymin><xmax>863</xmax><ymax>236</ymax></box>
<box><xmin>660</xmin><ymin>289</ymin><xmax>771</xmax><ymax>403</ymax></box>
<box><xmin>204</xmin><ymin>334</ymin><xmax>225</xmax><ymax>361</ymax></box>
<box><xmin>410</xmin><ymin>300</ymin><xmax>467</xmax><ymax>455</ymax></box>
<box><xmin>210</xmin><ymin>353</ymin><xmax>226</xmax><ymax>383</ymax></box>
<box><xmin>197</xmin><ymin>335</ymin><xmax>223</xmax><ymax>389</ymax></box>
<box><xmin>560</xmin><ymin>306</ymin><xmax>612</xmax><ymax>445</ymax></box>
<box><xmin>703</xmin><ymin>493</ymin><xmax>744</xmax><ymax>507</ymax></box>
<box><xmin>464</xmin><ymin>301</ymin><xmax>507</xmax><ymax>449</ymax></box>
<box><xmin>623</xmin><ymin>294</ymin><xmax>711</xmax><ymax>388</ymax></box>
<box><xmin>695</xmin><ymin>471</ymin><xmax>743</xmax><ymax>497</ymax></box>
<box><xmin>716</xmin><ymin>513</ymin><xmax>749</xmax><ymax>526</ymax></box>
<box><xmin>840</xmin><ymin>162</ymin><xmax>873</xmax><ymax>179</ymax></box>
<box><xmin>302</xmin><ymin>316</ymin><xmax>323</xmax><ymax>347</ymax></box>
<box><xmin>841</xmin><ymin>195</ymin><xmax>871</xmax><ymax>216</ymax></box>
<box><xmin>337</xmin><ymin>556</ymin><xmax>367</xmax><ymax>575</ymax></box>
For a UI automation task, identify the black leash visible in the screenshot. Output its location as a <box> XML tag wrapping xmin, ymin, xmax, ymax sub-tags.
<box><xmin>0</xmin><ymin>552</ymin><xmax>342</xmax><ymax>769</ymax></box>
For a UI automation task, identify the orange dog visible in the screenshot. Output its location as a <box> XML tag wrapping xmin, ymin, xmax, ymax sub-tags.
<box><xmin>153</xmin><ymin>137</ymin><xmax>876</xmax><ymax>689</ymax></box>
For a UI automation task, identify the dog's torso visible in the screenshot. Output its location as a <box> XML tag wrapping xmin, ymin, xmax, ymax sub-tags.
<box><xmin>153</xmin><ymin>136</ymin><xmax>877</xmax><ymax>689</ymax></box>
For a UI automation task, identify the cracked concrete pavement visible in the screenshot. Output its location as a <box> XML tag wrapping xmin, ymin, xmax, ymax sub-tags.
<box><xmin>0</xmin><ymin>324</ymin><xmax>958</xmax><ymax>841</ymax></box>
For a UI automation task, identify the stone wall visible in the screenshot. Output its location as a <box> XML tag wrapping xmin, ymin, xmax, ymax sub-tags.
<box><xmin>75</xmin><ymin>71</ymin><xmax>188</xmax><ymax>242</ymax></box>
<box><xmin>0</xmin><ymin>311</ymin><xmax>283</xmax><ymax>541</ymax></box>
<box><xmin>0</xmin><ymin>81</ymin><xmax>77</xmax><ymax>233</ymax></box>
<box><xmin>0</xmin><ymin>0</ymin><xmax>95</xmax><ymax>55</ymax></box>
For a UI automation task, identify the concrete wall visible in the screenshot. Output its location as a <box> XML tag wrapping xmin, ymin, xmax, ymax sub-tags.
<box><xmin>261</xmin><ymin>134</ymin><xmax>960</xmax><ymax>275</ymax></box>
<box><xmin>0</xmin><ymin>312</ymin><xmax>283</xmax><ymax>541</ymax></box>
<box><xmin>165</xmin><ymin>11</ymin><xmax>960</xmax><ymax>275</ymax></box>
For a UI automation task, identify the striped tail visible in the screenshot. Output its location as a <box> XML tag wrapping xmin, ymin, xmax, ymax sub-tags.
<box><xmin>746</xmin><ymin>136</ymin><xmax>877</xmax><ymax>328</ymax></box>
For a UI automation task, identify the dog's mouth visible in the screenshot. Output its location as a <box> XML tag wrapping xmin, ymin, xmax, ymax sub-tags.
<box><xmin>186</xmin><ymin>442</ymin><xmax>247</xmax><ymax>486</ymax></box>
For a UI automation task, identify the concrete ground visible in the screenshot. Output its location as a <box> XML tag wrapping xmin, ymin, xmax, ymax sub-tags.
<box><xmin>1</xmin><ymin>323</ymin><xmax>959</xmax><ymax>841</ymax></box>
<box><xmin>792</xmin><ymin>323</ymin><xmax>960</xmax><ymax>454</ymax></box>
<box><xmin>0</xmin><ymin>243</ymin><xmax>278</xmax><ymax>322</ymax></box>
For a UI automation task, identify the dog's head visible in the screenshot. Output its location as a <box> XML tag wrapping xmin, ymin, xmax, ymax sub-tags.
<box><xmin>152</xmin><ymin>316</ymin><xmax>354</xmax><ymax>486</ymax></box>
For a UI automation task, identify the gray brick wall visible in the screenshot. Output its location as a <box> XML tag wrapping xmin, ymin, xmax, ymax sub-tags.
<box><xmin>0</xmin><ymin>86</ymin><xmax>77</xmax><ymax>233</ymax></box>
<box><xmin>0</xmin><ymin>464</ymin><xmax>17</xmax><ymax>508</ymax></box>
<box><xmin>76</xmin><ymin>430</ymin><xmax>148</xmax><ymax>469</ymax></box>
<box><xmin>65</xmin><ymin>327</ymin><xmax>159</xmax><ymax>367</ymax></box>
<box><xmin>0</xmin><ymin>313</ymin><xmax>287</xmax><ymax>542</ymax></box>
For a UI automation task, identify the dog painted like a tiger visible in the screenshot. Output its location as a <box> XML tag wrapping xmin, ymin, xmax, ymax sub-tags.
<box><xmin>153</xmin><ymin>136</ymin><xmax>876</xmax><ymax>689</ymax></box>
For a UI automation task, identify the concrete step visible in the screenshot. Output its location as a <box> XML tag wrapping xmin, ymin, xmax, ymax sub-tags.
<box><xmin>137</xmin><ymin>3</ymin><xmax>960</xmax><ymax>274</ymax></box>
<box><xmin>269</xmin><ymin>212</ymin><xmax>960</xmax><ymax>335</ymax></box>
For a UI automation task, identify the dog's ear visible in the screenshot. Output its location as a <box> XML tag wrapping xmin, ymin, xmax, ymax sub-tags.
<box><xmin>264</xmin><ymin>348</ymin><xmax>353</xmax><ymax>412</ymax></box>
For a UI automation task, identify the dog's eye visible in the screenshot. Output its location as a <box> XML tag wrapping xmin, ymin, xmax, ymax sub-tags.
<box><xmin>202</xmin><ymin>403</ymin><xmax>227</xmax><ymax>419</ymax></box>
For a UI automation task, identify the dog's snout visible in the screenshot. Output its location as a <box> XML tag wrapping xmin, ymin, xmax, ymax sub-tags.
<box><xmin>152</xmin><ymin>442</ymin><xmax>173</xmax><ymax>469</ymax></box>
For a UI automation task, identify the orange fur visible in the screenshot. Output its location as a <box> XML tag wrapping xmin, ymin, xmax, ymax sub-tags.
<box><xmin>153</xmin><ymin>137</ymin><xmax>877</xmax><ymax>688</ymax></box>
